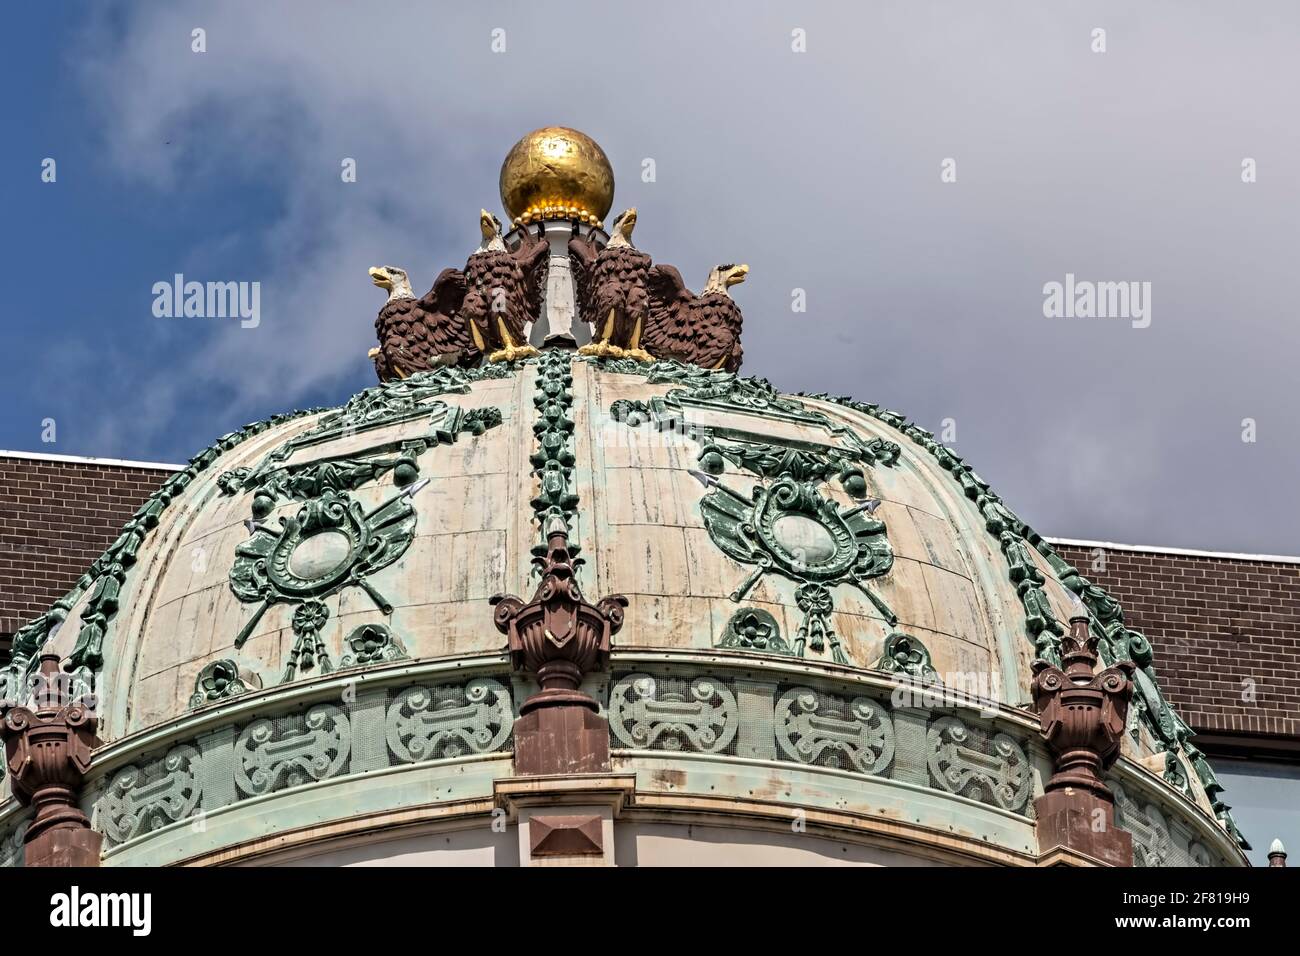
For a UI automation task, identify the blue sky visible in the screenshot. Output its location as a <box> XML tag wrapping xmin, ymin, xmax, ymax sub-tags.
<box><xmin>2</xmin><ymin>4</ymin><xmax>376</xmax><ymax>458</ymax></box>
<box><xmin>3</xmin><ymin>1</ymin><xmax>1299</xmax><ymax>553</ymax></box>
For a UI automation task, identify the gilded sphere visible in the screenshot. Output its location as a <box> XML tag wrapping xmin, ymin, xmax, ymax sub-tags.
<box><xmin>499</xmin><ymin>127</ymin><xmax>615</xmax><ymax>226</ymax></box>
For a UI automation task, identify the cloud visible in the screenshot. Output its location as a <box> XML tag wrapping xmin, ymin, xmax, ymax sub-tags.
<box><xmin>61</xmin><ymin>0</ymin><xmax>1300</xmax><ymax>552</ymax></box>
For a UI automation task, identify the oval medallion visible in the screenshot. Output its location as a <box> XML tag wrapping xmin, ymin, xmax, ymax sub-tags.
<box><xmin>288</xmin><ymin>530</ymin><xmax>352</xmax><ymax>580</ymax></box>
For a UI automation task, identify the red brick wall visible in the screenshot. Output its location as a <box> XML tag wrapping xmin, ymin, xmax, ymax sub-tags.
<box><xmin>0</xmin><ymin>456</ymin><xmax>174</xmax><ymax>644</ymax></box>
<box><xmin>1054</xmin><ymin>544</ymin><xmax>1300</xmax><ymax>742</ymax></box>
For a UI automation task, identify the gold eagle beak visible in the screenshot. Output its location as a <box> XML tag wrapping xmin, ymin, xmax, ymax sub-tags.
<box><xmin>368</xmin><ymin>266</ymin><xmax>391</xmax><ymax>288</ymax></box>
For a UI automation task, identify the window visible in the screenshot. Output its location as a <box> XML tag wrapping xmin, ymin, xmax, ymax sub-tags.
<box><xmin>1208</xmin><ymin>757</ymin><xmax>1300</xmax><ymax>866</ymax></box>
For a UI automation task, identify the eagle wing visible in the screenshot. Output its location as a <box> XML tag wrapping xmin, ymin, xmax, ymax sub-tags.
<box><xmin>642</xmin><ymin>264</ymin><xmax>696</xmax><ymax>360</ymax></box>
<box><xmin>424</xmin><ymin>267</ymin><xmax>467</xmax><ymax>315</ymax></box>
<box><xmin>512</xmin><ymin>228</ymin><xmax>551</xmax><ymax>314</ymax></box>
<box><xmin>646</xmin><ymin>264</ymin><xmax>693</xmax><ymax>310</ymax></box>
<box><xmin>568</xmin><ymin>234</ymin><xmax>598</xmax><ymax>327</ymax></box>
<box><xmin>421</xmin><ymin>268</ymin><xmax>478</xmax><ymax>361</ymax></box>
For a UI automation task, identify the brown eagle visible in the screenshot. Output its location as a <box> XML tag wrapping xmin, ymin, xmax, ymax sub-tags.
<box><xmin>570</xmin><ymin>208</ymin><xmax>653</xmax><ymax>361</ymax></box>
<box><xmin>643</xmin><ymin>263</ymin><xmax>749</xmax><ymax>371</ymax></box>
<box><xmin>367</xmin><ymin>265</ymin><xmax>477</xmax><ymax>381</ymax></box>
<box><xmin>461</xmin><ymin>210</ymin><xmax>549</xmax><ymax>363</ymax></box>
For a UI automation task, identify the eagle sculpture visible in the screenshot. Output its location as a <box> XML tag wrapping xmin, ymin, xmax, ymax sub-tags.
<box><xmin>643</xmin><ymin>263</ymin><xmax>749</xmax><ymax>371</ymax></box>
<box><xmin>461</xmin><ymin>210</ymin><xmax>549</xmax><ymax>363</ymax></box>
<box><xmin>367</xmin><ymin>265</ymin><xmax>477</xmax><ymax>381</ymax></box>
<box><xmin>570</xmin><ymin>208</ymin><xmax>653</xmax><ymax>361</ymax></box>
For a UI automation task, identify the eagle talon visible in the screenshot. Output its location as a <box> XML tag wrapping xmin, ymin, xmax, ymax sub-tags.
<box><xmin>489</xmin><ymin>343</ymin><xmax>540</xmax><ymax>363</ymax></box>
<box><xmin>622</xmin><ymin>347</ymin><xmax>655</xmax><ymax>363</ymax></box>
<box><xmin>577</xmin><ymin>340</ymin><xmax>625</xmax><ymax>359</ymax></box>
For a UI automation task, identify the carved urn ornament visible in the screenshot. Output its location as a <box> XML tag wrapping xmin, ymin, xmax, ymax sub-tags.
<box><xmin>492</xmin><ymin>515</ymin><xmax>627</xmax><ymax>712</ymax></box>
<box><xmin>1031</xmin><ymin>615</ymin><xmax>1135</xmax><ymax>797</ymax></box>
<box><xmin>0</xmin><ymin>653</ymin><xmax>102</xmax><ymax>864</ymax></box>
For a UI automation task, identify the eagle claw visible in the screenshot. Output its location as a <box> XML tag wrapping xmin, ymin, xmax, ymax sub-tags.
<box><xmin>578</xmin><ymin>340</ymin><xmax>626</xmax><ymax>360</ymax></box>
<box><xmin>488</xmin><ymin>343</ymin><xmax>541</xmax><ymax>363</ymax></box>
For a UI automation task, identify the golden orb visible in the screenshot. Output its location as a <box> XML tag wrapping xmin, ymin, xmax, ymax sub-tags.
<box><xmin>499</xmin><ymin>127</ymin><xmax>615</xmax><ymax>226</ymax></box>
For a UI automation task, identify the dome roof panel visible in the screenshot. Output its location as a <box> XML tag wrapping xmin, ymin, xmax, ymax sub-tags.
<box><xmin>2</xmin><ymin>354</ymin><xmax>1244</xmax><ymax>865</ymax></box>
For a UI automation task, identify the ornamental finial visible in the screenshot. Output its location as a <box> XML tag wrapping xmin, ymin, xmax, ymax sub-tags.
<box><xmin>0</xmin><ymin>653</ymin><xmax>103</xmax><ymax>866</ymax></box>
<box><xmin>1031</xmin><ymin>615</ymin><xmax>1135</xmax><ymax>797</ymax></box>
<box><xmin>490</xmin><ymin>521</ymin><xmax>627</xmax><ymax>776</ymax></box>
<box><xmin>491</xmin><ymin>520</ymin><xmax>626</xmax><ymax>699</ymax></box>
<box><xmin>499</xmin><ymin>127</ymin><xmax>615</xmax><ymax>228</ymax></box>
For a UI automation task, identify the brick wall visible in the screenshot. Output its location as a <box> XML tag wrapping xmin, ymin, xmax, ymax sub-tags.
<box><xmin>0</xmin><ymin>455</ymin><xmax>1296</xmax><ymax>747</ymax></box>
<box><xmin>0</xmin><ymin>455</ymin><xmax>176</xmax><ymax>647</ymax></box>
<box><xmin>1054</xmin><ymin>543</ymin><xmax>1300</xmax><ymax>743</ymax></box>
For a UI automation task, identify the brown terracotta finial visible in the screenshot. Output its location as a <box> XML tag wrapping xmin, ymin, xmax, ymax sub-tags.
<box><xmin>1</xmin><ymin>652</ymin><xmax>103</xmax><ymax>867</ymax></box>
<box><xmin>493</xmin><ymin>517</ymin><xmax>626</xmax><ymax>707</ymax></box>
<box><xmin>491</xmin><ymin>518</ymin><xmax>627</xmax><ymax>775</ymax></box>
<box><xmin>1032</xmin><ymin>615</ymin><xmax>1135</xmax><ymax>798</ymax></box>
<box><xmin>1029</xmin><ymin>616</ymin><xmax>1138</xmax><ymax>866</ymax></box>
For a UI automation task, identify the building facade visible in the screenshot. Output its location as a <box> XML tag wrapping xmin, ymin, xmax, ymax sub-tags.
<box><xmin>0</xmin><ymin>129</ymin><xmax>1288</xmax><ymax>868</ymax></box>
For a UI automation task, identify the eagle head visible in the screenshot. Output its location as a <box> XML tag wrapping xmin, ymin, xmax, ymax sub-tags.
<box><xmin>480</xmin><ymin>208</ymin><xmax>503</xmax><ymax>237</ymax></box>
<box><xmin>477</xmin><ymin>209</ymin><xmax>507</xmax><ymax>253</ymax></box>
<box><xmin>369</xmin><ymin>265</ymin><xmax>415</xmax><ymax>301</ymax></box>
<box><xmin>608</xmin><ymin>207</ymin><xmax>637</xmax><ymax>247</ymax></box>
<box><xmin>704</xmin><ymin>263</ymin><xmax>749</xmax><ymax>296</ymax></box>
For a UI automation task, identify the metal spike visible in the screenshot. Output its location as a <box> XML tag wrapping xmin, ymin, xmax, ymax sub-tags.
<box><xmin>688</xmin><ymin>469</ymin><xmax>719</xmax><ymax>489</ymax></box>
<box><xmin>401</xmin><ymin>477</ymin><xmax>432</xmax><ymax>499</ymax></box>
<box><xmin>840</xmin><ymin>497</ymin><xmax>881</xmax><ymax>519</ymax></box>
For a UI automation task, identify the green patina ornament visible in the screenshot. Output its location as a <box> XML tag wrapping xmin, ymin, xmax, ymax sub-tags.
<box><xmin>718</xmin><ymin>607</ymin><xmax>790</xmax><ymax>655</ymax></box>
<box><xmin>697</xmin><ymin>439</ymin><xmax>887</xmax><ymax>500</ymax></box>
<box><xmin>1162</xmin><ymin>751</ymin><xmax>1191</xmax><ymax>795</ymax></box>
<box><xmin>698</xmin><ymin>474</ymin><xmax>894</xmax><ymax>630</ymax></box>
<box><xmin>875</xmin><ymin>631</ymin><xmax>941</xmax><ymax>683</ymax></box>
<box><xmin>6</xmin><ymin>405</ymin><xmax>332</xmax><ymax>679</ymax></box>
<box><xmin>608</xmin><ymin>362</ymin><xmax>901</xmax><ymax>484</ymax></box>
<box><xmin>283</xmin><ymin>600</ymin><xmax>332</xmax><ymax>682</ymax></box>
<box><xmin>216</xmin><ymin>369</ymin><xmax>512</xmax><ymax>680</ymax></box>
<box><xmin>221</xmin><ymin>401</ymin><xmax>502</xmax><ymax>508</ymax></box>
<box><xmin>999</xmin><ymin>531</ymin><xmax>1044</xmax><ymax>585</ymax></box>
<box><xmin>794</xmin><ymin>582</ymin><xmax>849</xmax><ymax>663</ymax></box>
<box><xmin>12</xmin><ymin>376</ymin><xmax>501</xmax><ymax>687</ymax></box>
<box><xmin>251</xmin><ymin>491</ymin><xmax>275</xmax><ymax>519</ymax></box>
<box><xmin>601</xmin><ymin>361</ymin><xmax>906</xmax><ymax>667</ymax></box>
<box><xmin>340</xmin><ymin>622</ymin><xmax>408</xmax><ymax>668</ymax></box>
<box><xmin>392</xmin><ymin>457</ymin><xmax>420</xmax><ymax>487</ymax></box>
<box><xmin>326</xmin><ymin>364</ymin><xmax>511</xmax><ymax>430</ymax></box>
<box><xmin>188</xmin><ymin>659</ymin><xmax>255</xmax><ymax>709</ymax></box>
<box><xmin>529</xmin><ymin>351</ymin><xmax>582</xmax><ymax>563</ymax></box>
<box><xmin>228</xmin><ymin>483</ymin><xmax>420</xmax><ymax>675</ymax></box>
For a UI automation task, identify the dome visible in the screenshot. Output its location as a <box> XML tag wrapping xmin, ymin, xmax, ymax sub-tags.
<box><xmin>0</xmin><ymin>129</ymin><xmax>1247</xmax><ymax>869</ymax></box>
<box><xmin>2</xmin><ymin>356</ymin><xmax>1245</xmax><ymax>867</ymax></box>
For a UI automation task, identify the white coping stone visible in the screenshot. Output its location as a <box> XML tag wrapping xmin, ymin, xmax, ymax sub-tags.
<box><xmin>0</xmin><ymin>449</ymin><xmax>184</xmax><ymax>471</ymax></box>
